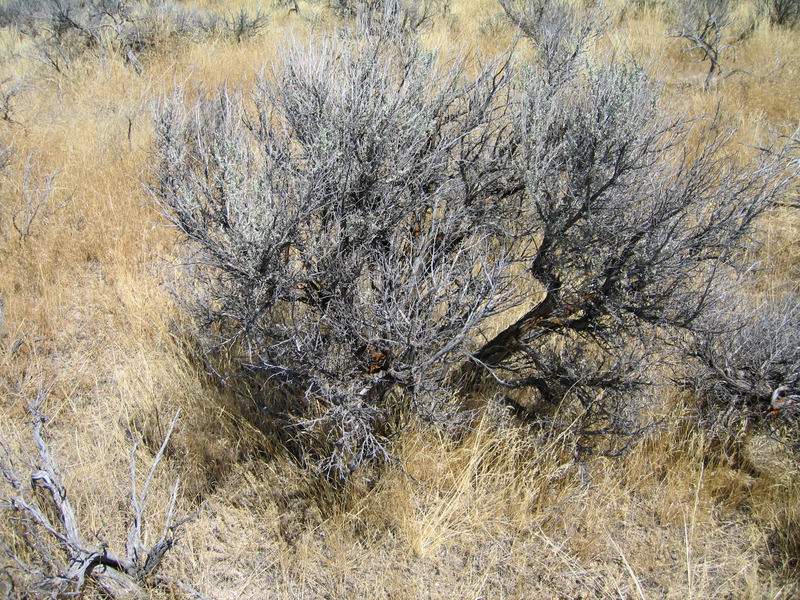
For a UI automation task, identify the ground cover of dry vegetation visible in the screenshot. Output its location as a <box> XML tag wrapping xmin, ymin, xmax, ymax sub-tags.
<box><xmin>0</xmin><ymin>0</ymin><xmax>799</xmax><ymax>598</ymax></box>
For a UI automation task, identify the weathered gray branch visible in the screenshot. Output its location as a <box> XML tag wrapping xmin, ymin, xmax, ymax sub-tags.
<box><xmin>0</xmin><ymin>389</ymin><xmax>196</xmax><ymax>598</ymax></box>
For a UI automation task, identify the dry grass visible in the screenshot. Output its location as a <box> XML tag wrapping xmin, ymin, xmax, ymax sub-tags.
<box><xmin>1</xmin><ymin>1</ymin><xmax>799</xmax><ymax>598</ymax></box>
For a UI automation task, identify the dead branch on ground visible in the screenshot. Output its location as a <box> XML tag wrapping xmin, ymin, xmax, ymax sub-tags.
<box><xmin>0</xmin><ymin>387</ymin><xmax>198</xmax><ymax>598</ymax></box>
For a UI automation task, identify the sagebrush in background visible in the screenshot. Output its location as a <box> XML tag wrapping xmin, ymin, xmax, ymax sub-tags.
<box><xmin>0</xmin><ymin>0</ymin><xmax>267</xmax><ymax>73</ymax></box>
<box><xmin>0</xmin><ymin>153</ymin><xmax>68</xmax><ymax>244</ymax></box>
<box><xmin>668</xmin><ymin>0</ymin><xmax>740</xmax><ymax>89</ymax></box>
<box><xmin>0</xmin><ymin>77</ymin><xmax>23</xmax><ymax>123</ymax></box>
<box><xmin>329</xmin><ymin>0</ymin><xmax>449</xmax><ymax>33</ymax></box>
<box><xmin>222</xmin><ymin>4</ymin><xmax>269</xmax><ymax>43</ymax></box>
<box><xmin>760</xmin><ymin>0</ymin><xmax>800</xmax><ymax>27</ymax></box>
<box><xmin>498</xmin><ymin>0</ymin><xmax>603</xmax><ymax>84</ymax></box>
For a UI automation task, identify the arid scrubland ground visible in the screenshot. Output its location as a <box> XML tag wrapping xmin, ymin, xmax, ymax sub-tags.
<box><xmin>0</xmin><ymin>0</ymin><xmax>799</xmax><ymax>598</ymax></box>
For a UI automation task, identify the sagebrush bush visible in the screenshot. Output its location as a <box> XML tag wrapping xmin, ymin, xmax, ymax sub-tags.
<box><xmin>153</xmin><ymin>20</ymin><xmax>522</xmax><ymax>477</ymax></box>
<box><xmin>154</xmin><ymin>9</ymin><xmax>791</xmax><ymax>476</ymax></box>
<box><xmin>0</xmin><ymin>0</ymin><xmax>268</xmax><ymax>73</ymax></box>
<box><xmin>688</xmin><ymin>285</ymin><xmax>800</xmax><ymax>444</ymax></box>
<box><xmin>760</xmin><ymin>0</ymin><xmax>800</xmax><ymax>26</ymax></box>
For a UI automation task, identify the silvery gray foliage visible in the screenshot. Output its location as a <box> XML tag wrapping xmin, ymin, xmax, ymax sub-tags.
<box><xmin>498</xmin><ymin>0</ymin><xmax>603</xmax><ymax>85</ymax></box>
<box><xmin>153</xmin><ymin>24</ymin><xmax>522</xmax><ymax>477</ymax></box>
<box><xmin>154</xmin><ymin>14</ymin><xmax>791</xmax><ymax>472</ymax></box>
<box><xmin>688</xmin><ymin>286</ymin><xmax>800</xmax><ymax>431</ymax></box>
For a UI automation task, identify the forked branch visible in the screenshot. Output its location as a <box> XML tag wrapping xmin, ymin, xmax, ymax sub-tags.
<box><xmin>0</xmin><ymin>388</ymin><xmax>196</xmax><ymax>599</ymax></box>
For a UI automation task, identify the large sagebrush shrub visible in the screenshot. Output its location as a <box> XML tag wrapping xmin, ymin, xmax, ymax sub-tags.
<box><xmin>153</xmin><ymin>10</ymin><xmax>790</xmax><ymax>476</ymax></box>
<box><xmin>154</xmin><ymin>24</ymin><xmax>522</xmax><ymax>476</ymax></box>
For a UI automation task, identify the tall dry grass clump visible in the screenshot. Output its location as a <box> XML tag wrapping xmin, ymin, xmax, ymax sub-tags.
<box><xmin>0</xmin><ymin>0</ymin><xmax>798</xmax><ymax>598</ymax></box>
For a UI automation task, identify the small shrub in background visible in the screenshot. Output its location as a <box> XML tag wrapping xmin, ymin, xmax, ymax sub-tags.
<box><xmin>668</xmin><ymin>0</ymin><xmax>738</xmax><ymax>89</ymax></box>
<box><xmin>0</xmin><ymin>0</ymin><xmax>269</xmax><ymax>73</ymax></box>
<box><xmin>0</xmin><ymin>152</ymin><xmax>68</xmax><ymax>244</ymax></box>
<box><xmin>625</xmin><ymin>0</ymin><xmax>665</xmax><ymax>15</ymax></box>
<box><xmin>329</xmin><ymin>0</ymin><xmax>449</xmax><ymax>33</ymax></box>
<box><xmin>0</xmin><ymin>77</ymin><xmax>23</xmax><ymax>123</ymax></box>
<box><xmin>760</xmin><ymin>0</ymin><xmax>800</xmax><ymax>27</ymax></box>
<box><xmin>498</xmin><ymin>0</ymin><xmax>602</xmax><ymax>84</ymax></box>
<box><xmin>222</xmin><ymin>4</ymin><xmax>269</xmax><ymax>43</ymax></box>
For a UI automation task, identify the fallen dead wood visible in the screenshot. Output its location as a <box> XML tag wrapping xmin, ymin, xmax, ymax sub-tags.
<box><xmin>0</xmin><ymin>385</ymin><xmax>199</xmax><ymax>598</ymax></box>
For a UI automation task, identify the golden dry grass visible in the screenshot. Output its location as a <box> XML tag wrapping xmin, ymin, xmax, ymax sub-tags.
<box><xmin>1</xmin><ymin>1</ymin><xmax>799</xmax><ymax>598</ymax></box>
